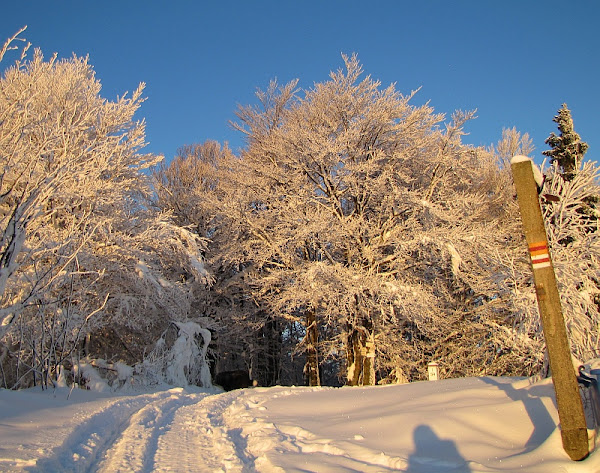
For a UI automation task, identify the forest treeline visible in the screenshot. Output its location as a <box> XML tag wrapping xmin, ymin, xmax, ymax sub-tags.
<box><xmin>1</xmin><ymin>31</ymin><xmax>599</xmax><ymax>390</ymax></box>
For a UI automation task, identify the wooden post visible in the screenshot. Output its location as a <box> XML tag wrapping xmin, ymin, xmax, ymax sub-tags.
<box><xmin>511</xmin><ymin>155</ymin><xmax>589</xmax><ymax>461</ymax></box>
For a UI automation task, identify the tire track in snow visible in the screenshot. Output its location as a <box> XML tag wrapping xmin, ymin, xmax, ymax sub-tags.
<box><xmin>94</xmin><ymin>391</ymin><xmax>209</xmax><ymax>473</ymax></box>
<box><xmin>30</xmin><ymin>388</ymin><xmax>204</xmax><ymax>473</ymax></box>
<box><xmin>29</xmin><ymin>388</ymin><xmax>261</xmax><ymax>473</ymax></box>
<box><xmin>152</xmin><ymin>390</ymin><xmax>254</xmax><ymax>473</ymax></box>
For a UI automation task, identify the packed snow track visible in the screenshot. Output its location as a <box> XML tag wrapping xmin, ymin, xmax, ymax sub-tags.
<box><xmin>22</xmin><ymin>388</ymin><xmax>259</xmax><ymax>473</ymax></box>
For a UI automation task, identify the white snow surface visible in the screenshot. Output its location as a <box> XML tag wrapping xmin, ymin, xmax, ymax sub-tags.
<box><xmin>510</xmin><ymin>155</ymin><xmax>533</xmax><ymax>164</ymax></box>
<box><xmin>0</xmin><ymin>376</ymin><xmax>599</xmax><ymax>472</ymax></box>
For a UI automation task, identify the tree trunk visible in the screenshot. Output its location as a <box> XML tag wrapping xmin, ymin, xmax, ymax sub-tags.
<box><xmin>260</xmin><ymin>317</ymin><xmax>281</xmax><ymax>386</ymax></box>
<box><xmin>346</xmin><ymin>318</ymin><xmax>376</xmax><ymax>386</ymax></box>
<box><xmin>305</xmin><ymin>310</ymin><xmax>320</xmax><ymax>386</ymax></box>
<box><xmin>346</xmin><ymin>328</ymin><xmax>362</xmax><ymax>386</ymax></box>
<box><xmin>362</xmin><ymin>329</ymin><xmax>376</xmax><ymax>385</ymax></box>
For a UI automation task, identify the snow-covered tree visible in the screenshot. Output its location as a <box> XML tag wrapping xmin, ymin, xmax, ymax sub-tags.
<box><xmin>153</xmin><ymin>141</ymin><xmax>234</xmax><ymax>237</ymax></box>
<box><xmin>0</xmin><ymin>37</ymin><xmax>210</xmax><ymax>389</ymax></box>
<box><xmin>543</xmin><ymin>104</ymin><xmax>589</xmax><ymax>182</ymax></box>
<box><xmin>540</xmin><ymin>159</ymin><xmax>600</xmax><ymax>362</ymax></box>
<box><xmin>210</xmin><ymin>55</ymin><xmax>539</xmax><ymax>385</ymax></box>
<box><xmin>492</xmin><ymin>127</ymin><xmax>534</xmax><ymax>168</ymax></box>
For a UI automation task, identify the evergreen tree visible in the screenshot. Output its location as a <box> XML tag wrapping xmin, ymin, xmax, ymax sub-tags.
<box><xmin>542</xmin><ymin>103</ymin><xmax>588</xmax><ymax>182</ymax></box>
<box><xmin>543</xmin><ymin>104</ymin><xmax>597</xmax><ymax>238</ymax></box>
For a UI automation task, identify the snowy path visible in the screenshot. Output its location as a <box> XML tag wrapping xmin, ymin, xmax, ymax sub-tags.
<box><xmin>1</xmin><ymin>377</ymin><xmax>599</xmax><ymax>472</ymax></box>
<box><xmin>150</xmin><ymin>391</ymin><xmax>251</xmax><ymax>473</ymax></box>
<box><xmin>28</xmin><ymin>389</ymin><xmax>209</xmax><ymax>473</ymax></box>
<box><xmin>94</xmin><ymin>391</ymin><xmax>210</xmax><ymax>473</ymax></box>
<box><xmin>17</xmin><ymin>388</ymin><xmax>255</xmax><ymax>473</ymax></box>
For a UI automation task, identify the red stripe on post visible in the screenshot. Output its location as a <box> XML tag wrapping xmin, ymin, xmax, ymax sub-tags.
<box><xmin>529</xmin><ymin>243</ymin><xmax>548</xmax><ymax>252</ymax></box>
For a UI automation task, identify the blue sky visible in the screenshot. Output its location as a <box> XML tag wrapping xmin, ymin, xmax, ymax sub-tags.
<box><xmin>2</xmin><ymin>1</ymin><xmax>599</xmax><ymax>164</ymax></box>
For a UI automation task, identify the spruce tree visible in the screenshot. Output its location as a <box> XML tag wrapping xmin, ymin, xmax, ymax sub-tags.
<box><xmin>545</xmin><ymin>104</ymin><xmax>598</xmax><ymax>234</ymax></box>
<box><xmin>542</xmin><ymin>103</ymin><xmax>588</xmax><ymax>182</ymax></box>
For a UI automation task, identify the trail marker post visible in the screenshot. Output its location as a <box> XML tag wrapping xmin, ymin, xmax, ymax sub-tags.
<box><xmin>511</xmin><ymin>155</ymin><xmax>589</xmax><ymax>461</ymax></box>
<box><xmin>428</xmin><ymin>362</ymin><xmax>440</xmax><ymax>381</ymax></box>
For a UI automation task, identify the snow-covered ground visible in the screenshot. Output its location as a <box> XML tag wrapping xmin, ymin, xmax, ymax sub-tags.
<box><xmin>0</xmin><ymin>375</ymin><xmax>599</xmax><ymax>472</ymax></box>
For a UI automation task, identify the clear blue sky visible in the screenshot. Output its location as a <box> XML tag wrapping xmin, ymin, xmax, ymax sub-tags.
<box><xmin>2</xmin><ymin>1</ymin><xmax>599</xmax><ymax>164</ymax></box>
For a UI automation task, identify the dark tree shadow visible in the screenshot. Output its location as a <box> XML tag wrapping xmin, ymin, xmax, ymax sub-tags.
<box><xmin>481</xmin><ymin>377</ymin><xmax>557</xmax><ymax>455</ymax></box>
<box><xmin>407</xmin><ymin>424</ymin><xmax>471</xmax><ymax>472</ymax></box>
